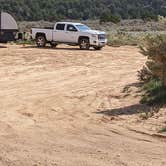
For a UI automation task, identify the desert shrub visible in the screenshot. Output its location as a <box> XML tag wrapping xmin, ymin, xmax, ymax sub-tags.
<box><xmin>107</xmin><ymin>32</ymin><xmax>139</xmax><ymax>47</ymax></box>
<box><xmin>137</xmin><ymin>66</ymin><xmax>153</xmax><ymax>82</ymax></box>
<box><xmin>159</xmin><ymin>127</ymin><xmax>166</xmax><ymax>133</ymax></box>
<box><xmin>141</xmin><ymin>11</ymin><xmax>158</xmax><ymax>21</ymax></box>
<box><xmin>139</xmin><ymin>35</ymin><xmax>166</xmax><ymax>106</ymax></box>
<box><xmin>139</xmin><ymin>112</ymin><xmax>154</xmax><ymax>120</ymax></box>
<box><xmin>141</xmin><ymin>35</ymin><xmax>166</xmax><ymax>85</ymax></box>
<box><xmin>140</xmin><ymin>79</ymin><xmax>166</xmax><ymax>105</ymax></box>
<box><xmin>158</xmin><ymin>15</ymin><xmax>166</xmax><ymax>24</ymax></box>
<box><xmin>15</xmin><ymin>39</ymin><xmax>35</xmax><ymax>45</ymax></box>
<box><xmin>100</xmin><ymin>12</ymin><xmax>121</xmax><ymax>24</ymax></box>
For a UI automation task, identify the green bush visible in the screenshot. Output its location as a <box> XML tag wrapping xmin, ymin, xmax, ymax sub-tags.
<box><xmin>137</xmin><ymin>66</ymin><xmax>153</xmax><ymax>83</ymax></box>
<box><xmin>140</xmin><ymin>79</ymin><xmax>166</xmax><ymax>105</ymax></box>
<box><xmin>1</xmin><ymin>0</ymin><xmax>165</xmax><ymax>21</ymax></box>
<box><xmin>107</xmin><ymin>32</ymin><xmax>139</xmax><ymax>47</ymax></box>
<box><xmin>15</xmin><ymin>40</ymin><xmax>35</xmax><ymax>45</ymax></box>
<box><xmin>139</xmin><ymin>34</ymin><xmax>166</xmax><ymax>106</ymax></box>
<box><xmin>158</xmin><ymin>15</ymin><xmax>166</xmax><ymax>24</ymax></box>
<box><xmin>159</xmin><ymin>127</ymin><xmax>166</xmax><ymax>133</ymax></box>
<box><xmin>141</xmin><ymin>35</ymin><xmax>166</xmax><ymax>85</ymax></box>
<box><xmin>100</xmin><ymin>12</ymin><xmax>121</xmax><ymax>24</ymax></box>
<box><xmin>141</xmin><ymin>11</ymin><xmax>158</xmax><ymax>21</ymax></box>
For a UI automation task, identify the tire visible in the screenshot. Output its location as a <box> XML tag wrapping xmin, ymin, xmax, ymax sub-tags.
<box><xmin>79</xmin><ymin>38</ymin><xmax>90</xmax><ymax>50</ymax></box>
<box><xmin>94</xmin><ymin>46</ymin><xmax>102</xmax><ymax>50</ymax></box>
<box><xmin>36</xmin><ymin>35</ymin><xmax>46</xmax><ymax>47</ymax></box>
<box><xmin>50</xmin><ymin>42</ymin><xmax>58</xmax><ymax>48</ymax></box>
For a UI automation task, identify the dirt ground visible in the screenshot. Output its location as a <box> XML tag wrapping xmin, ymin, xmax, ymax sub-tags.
<box><xmin>0</xmin><ymin>44</ymin><xmax>165</xmax><ymax>166</ymax></box>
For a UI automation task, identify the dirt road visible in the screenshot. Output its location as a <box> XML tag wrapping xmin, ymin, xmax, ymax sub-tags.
<box><xmin>0</xmin><ymin>44</ymin><xmax>165</xmax><ymax>166</ymax></box>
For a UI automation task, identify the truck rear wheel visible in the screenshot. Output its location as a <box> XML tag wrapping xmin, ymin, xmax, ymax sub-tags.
<box><xmin>36</xmin><ymin>36</ymin><xmax>46</xmax><ymax>47</ymax></box>
<box><xmin>79</xmin><ymin>38</ymin><xmax>90</xmax><ymax>50</ymax></box>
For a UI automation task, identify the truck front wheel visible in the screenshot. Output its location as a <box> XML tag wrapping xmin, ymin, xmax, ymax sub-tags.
<box><xmin>79</xmin><ymin>38</ymin><xmax>90</xmax><ymax>50</ymax></box>
<box><xmin>36</xmin><ymin>36</ymin><xmax>46</xmax><ymax>47</ymax></box>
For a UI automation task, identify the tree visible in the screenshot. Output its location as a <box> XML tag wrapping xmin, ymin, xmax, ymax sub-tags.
<box><xmin>141</xmin><ymin>35</ymin><xmax>166</xmax><ymax>85</ymax></box>
<box><xmin>0</xmin><ymin>0</ymin><xmax>165</xmax><ymax>21</ymax></box>
<box><xmin>100</xmin><ymin>12</ymin><xmax>121</xmax><ymax>24</ymax></box>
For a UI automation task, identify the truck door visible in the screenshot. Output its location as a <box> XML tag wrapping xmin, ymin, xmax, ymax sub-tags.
<box><xmin>65</xmin><ymin>24</ymin><xmax>79</xmax><ymax>43</ymax></box>
<box><xmin>53</xmin><ymin>23</ymin><xmax>66</xmax><ymax>42</ymax></box>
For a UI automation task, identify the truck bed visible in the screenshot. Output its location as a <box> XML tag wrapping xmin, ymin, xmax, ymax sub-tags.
<box><xmin>31</xmin><ymin>28</ymin><xmax>53</xmax><ymax>41</ymax></box>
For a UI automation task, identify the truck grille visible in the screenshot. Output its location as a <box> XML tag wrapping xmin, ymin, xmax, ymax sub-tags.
<box><xmin>98</xmin><ymin>34</ymin><xmax>106</xmax><ymax>40</ymax></box>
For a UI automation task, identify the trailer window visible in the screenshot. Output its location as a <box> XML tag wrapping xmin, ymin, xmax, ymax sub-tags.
<box><xmin>56</xmin><ymin>24</ymin><xmax>65</xmax><ymax>30</ymax></box>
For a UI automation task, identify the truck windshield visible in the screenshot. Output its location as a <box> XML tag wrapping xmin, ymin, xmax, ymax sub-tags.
<box><xmin>76</xmin><ymin>25</ymin><xmax>91</xmax><ymax>31</ymax></box>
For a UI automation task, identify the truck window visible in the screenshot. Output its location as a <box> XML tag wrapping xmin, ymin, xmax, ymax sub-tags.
<box><xmin>67</xmin><ymin>25</ymin><xmax>77</xmax><ymax>32</ymax></box>
<box><xmin>56</xmin><ymin>24</ymin><xmax>65</xmax><ymax>30</ymax></box>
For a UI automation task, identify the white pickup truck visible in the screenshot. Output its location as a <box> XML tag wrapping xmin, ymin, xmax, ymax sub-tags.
<box><xmin>31</xmin><ymin>22</ymin><xmax>107</xmax><ymax>50</ymax></box>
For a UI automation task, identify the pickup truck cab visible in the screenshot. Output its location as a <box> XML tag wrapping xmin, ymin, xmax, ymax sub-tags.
<box><xmin>31</xmin><ymin>22</ymin><xmax>107</xmax><ymax>50</ymax></box>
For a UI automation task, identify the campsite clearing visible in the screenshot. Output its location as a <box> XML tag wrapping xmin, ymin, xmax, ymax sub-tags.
<box><xmin>0</xmin><ymin>44</ymin><xmax>165</xmax><ymax>166</ymax></box>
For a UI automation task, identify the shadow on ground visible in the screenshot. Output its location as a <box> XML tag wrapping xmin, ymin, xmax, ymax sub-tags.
<box><xmin>122</xmin><ymin>82</ymin><xmax>143</xmax><ymax>93</ymax></box>
<box><xmin>21</xmin><ymin>45</ymin><xmax>97</xmax><ymax>51</ymax></box>
<box><xmin>95</xmin><ymin>104</ymin><xmax>151</xmax><ymax>116</ymax></box>
<box><xmin>0</xmin><ymin>45</ymin><xmax>7</xmax><ymax>48</ymax></box>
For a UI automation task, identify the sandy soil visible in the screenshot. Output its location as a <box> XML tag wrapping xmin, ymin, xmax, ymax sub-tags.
<box><xmin>0</xmin><ymin>44</ymin><xmax>165</xmax><ymax>166</ymax></box>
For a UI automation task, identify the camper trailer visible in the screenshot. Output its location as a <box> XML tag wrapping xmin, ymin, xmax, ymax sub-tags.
<box><xmin>0</xmin><ymin>12</ymin><xmax>18</xmax><ymax>43</ymax></box>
